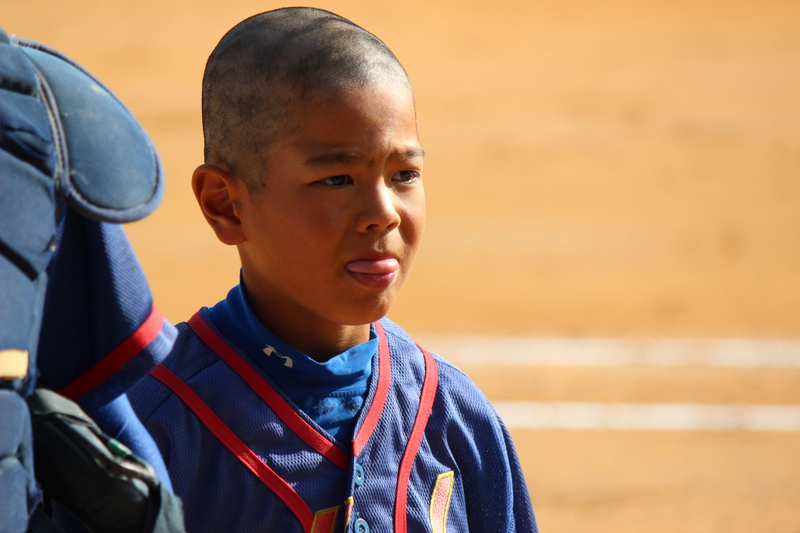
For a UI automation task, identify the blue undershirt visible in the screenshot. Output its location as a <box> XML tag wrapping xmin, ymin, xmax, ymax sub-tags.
<box><xmin>207</xmin><ymin>284</ymin><xmax>376</xmax><ymax>445</ymax></box>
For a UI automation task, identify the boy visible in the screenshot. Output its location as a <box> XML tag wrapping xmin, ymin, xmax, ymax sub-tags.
<box><xmin>130</xmin><ymin>7</ymin><xmax>537</xmax><ymax>533</ymax></box>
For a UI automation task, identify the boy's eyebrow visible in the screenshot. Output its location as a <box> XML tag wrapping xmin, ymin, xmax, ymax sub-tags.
<box><xmin>304</xmin><ymin>147</ymin><xmax>425</xmax><ymax>167</ymax></box>
<box><xmin>402</xmin><ymin>147</ymin><xmax>426</xmax><ymax>160</ymax></box>
<box><xmin>305</xmin><ymin>151</ymin><xmax>362</xmax><ymax>167</ymax></box>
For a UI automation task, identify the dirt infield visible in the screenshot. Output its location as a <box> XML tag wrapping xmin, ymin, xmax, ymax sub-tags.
<box><xmin>5</xmin><ymin>1</ymin><xmax>800</xmax><ymax>531</ymax></box>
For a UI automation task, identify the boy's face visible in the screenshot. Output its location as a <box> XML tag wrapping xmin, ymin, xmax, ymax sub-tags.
<box><xmin>235</xmin><ymin>81</ymin><xmax>425</xmax><ymax>340</ymax></box>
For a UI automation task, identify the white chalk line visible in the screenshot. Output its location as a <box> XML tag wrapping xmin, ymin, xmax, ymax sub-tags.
<box><xmin>419</xmin><ymin>336</ymin><xmax>800</xmax><ymax>368</ymax></box>
<box><xmin>494</xmin><ymin>401</ymin><xmax>800</xmax><ymax>432</ymax></box>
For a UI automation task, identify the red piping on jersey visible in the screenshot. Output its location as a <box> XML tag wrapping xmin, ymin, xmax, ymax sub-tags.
<box><xmin>394</xmin><ymin>346</ymin><xmax>439</xmax><ymax>533</ymax></box>
<box><xmin>188</xmin><ymin>313</ymin><xmax>350</xmax><ymax>470</ymax></box>
<box><xmin>59</xmin><ymin>306</ymin><xmax>165</xmax><ymax>400</ymax></box>
<box><xmin>352</xmin><ymin>320</ymin><xmax>392</xmax><ymax>457</ymax></box>
<box><xmin>150</xmin><ymin>364</ymin><xmax>315</xmax><ymax>532</ymax></box>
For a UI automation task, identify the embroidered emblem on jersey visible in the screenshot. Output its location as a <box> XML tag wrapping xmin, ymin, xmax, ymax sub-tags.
<box><xmin>264</xmin><ymin>344</ymin><xmax>293</xmax><ymax>367</ymax></box>
<box><xmin>344</xmin><ymin>496</ymin><xmax>354</xmax><ymax>528</ymax></box>
<box><xmin>429</xmin><ymin>470</ymin><xmax>455</xmax><ymax>533</ymax></box>
<box><xmin>310</xmin><ymin>505</ymin><xmax>340</xmax><ymax>533</ymax></box>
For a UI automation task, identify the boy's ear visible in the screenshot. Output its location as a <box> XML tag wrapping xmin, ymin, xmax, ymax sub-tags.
<box><xmin>192</xmin><ymin>164</ymin><xmax>247</xmax><ymax>245</ymax></box>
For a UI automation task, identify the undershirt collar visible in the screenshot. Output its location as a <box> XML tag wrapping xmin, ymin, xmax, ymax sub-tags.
<box><xmin>206</xmin><ymin>284</ymin><xmax>376</xmax><ymax>396</ymax></box>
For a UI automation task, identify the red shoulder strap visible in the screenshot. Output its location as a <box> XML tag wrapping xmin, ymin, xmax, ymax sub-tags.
<box><xmin>59</xmin><ymin>306</ymin><xmax>165</xmax><ymax>400</ymax></box>
<box><xmin>394</xmin><ymin>345</ymin><xmax>439</xmax><ymax>533</ymax></box>
<box><xmin>352</xmin><ymin>320</ymin><xmax>392</xmax><ymax>457</ymax></box>
<box><xmin>150</xmin><ymin>364</ymin><xmax>315</xmax><ymax>532</ymax></box>
<box><xmin>188</xmin><ymin>313</ymin><xmax>350</xmax><ymax>470</ymax></box>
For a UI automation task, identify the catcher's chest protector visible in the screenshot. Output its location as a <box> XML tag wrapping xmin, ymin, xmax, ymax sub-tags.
<box><xmin>0</xmin><ymin>27</ymin><xmax>165</xmax><ymax>532</ymax></box>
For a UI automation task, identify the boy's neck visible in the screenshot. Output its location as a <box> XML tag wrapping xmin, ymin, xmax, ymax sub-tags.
<box><xmin>242</xmin><ymin>286</ymin><xmax>372</xmax><ymax>363</ymax></box>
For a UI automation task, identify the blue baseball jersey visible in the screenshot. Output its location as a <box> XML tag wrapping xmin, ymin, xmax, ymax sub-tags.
<box><xmin>130</xmin><ymin>309</ymin><xmax>537</xmax><ymax>533</ymax></box>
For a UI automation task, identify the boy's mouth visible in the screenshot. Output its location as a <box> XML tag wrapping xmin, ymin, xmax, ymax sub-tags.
<box><xmin>345</xmin><ymin>258</ymin><xmax>399</xmax><ymax>289</ymax></box>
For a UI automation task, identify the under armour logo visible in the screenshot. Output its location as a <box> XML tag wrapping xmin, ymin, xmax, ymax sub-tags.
<box><xmin>263</xmin><ymin>345</ymin><xmax>293</xmax><ymax>368</ymax></box>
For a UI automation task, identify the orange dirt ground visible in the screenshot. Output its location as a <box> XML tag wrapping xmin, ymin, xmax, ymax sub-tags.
<box><xmin>4</xmin><ymin>1</ymin><xmax>800</xmax><ymax>531</ymax></box>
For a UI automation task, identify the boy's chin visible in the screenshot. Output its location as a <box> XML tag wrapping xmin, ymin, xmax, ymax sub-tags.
<box><xmin>339</xmin><ymin>311</ymin><xmax>391</xmax><ymax>327</ymax></box>
<box><xmin>338</xmin><ymin>300</ymin><xmax>397</xmax><ymax>326</ymax></box>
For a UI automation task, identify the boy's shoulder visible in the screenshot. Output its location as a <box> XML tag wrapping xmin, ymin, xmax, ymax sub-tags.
<box><xmin>380</xmin><ymin>318</ymin><xmax>499</xmax><ymax>417</ymax></box>
<box><xmin>380</xmin><ymin>317</ymin><xmax>481</xmax><ymax>380</ymax></box>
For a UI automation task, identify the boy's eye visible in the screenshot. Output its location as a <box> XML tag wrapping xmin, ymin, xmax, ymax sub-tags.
<box><xmin>318</xmin><ymin>175</ymin><xmax>352</xmax><ymax>187</ymax></box>
<box><xmin>394</xmin><ymin>170</ymin><xmax>421</xmax><ymax>183</ymax></box>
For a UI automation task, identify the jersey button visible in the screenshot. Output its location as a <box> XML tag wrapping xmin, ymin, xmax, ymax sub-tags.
<box><xmin>354</xmin><ymin>518</ymin><xmax>370</xmax><ymax>533</ymax></box>
<box><xmin>354</xmin><ymin>463</ymin><xmax>365</xmax><ymax>486</ymax></box>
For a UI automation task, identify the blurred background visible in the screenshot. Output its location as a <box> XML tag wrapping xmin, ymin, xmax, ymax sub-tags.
<box><xmin>5</xmin><ymin>0</ymin><xmax>800</xmax><ymax>531</ymax></box>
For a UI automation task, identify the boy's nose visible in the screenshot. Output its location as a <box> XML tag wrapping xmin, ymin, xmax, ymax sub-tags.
<box><xmin>358</xmin><ymin>183</ymin><xmax>401</xmax><ymax>233</ymax></box>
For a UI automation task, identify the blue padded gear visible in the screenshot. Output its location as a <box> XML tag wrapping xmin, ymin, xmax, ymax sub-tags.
<box><xmin>0</xmin><ymin>391</ymin><xmax>36</xmax><ymax>533</ymax></box>
<box><xmin>14</xmin><ymin>38</ymin><xmax>164</xmax><ymax>223</ymax></box>
<box><xmin>0</xmin><ymin>33</ymin><xmax>57</xmax><ymax>532</ymax></box>
<box><xmin>0</xmin><ymin>26</ymin><xmax>176</xmax><ymax>533</ymax></box>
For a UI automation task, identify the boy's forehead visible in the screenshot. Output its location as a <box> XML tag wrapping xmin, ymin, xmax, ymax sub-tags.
<box><xmin>260</xmin><ymin>86</ymin><xmax>422</xmax><ymax>172</ymax></box>
<box><xmin>287</xmin><ymin>82</ymin><xmax>417</xmax><ymax>137</ymax></box>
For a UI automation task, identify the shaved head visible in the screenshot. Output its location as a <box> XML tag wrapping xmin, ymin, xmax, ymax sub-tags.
<box><xmin>202</xmin><ymin>7</ymin><xmax>412</xmax><ymax>190</ymax></box>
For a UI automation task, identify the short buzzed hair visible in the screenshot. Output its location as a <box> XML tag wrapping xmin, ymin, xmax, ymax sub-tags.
<box><xmin>202</xmin><ymin>7</ymin><xmax>411</xmax><ymax>190</ymax></box>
